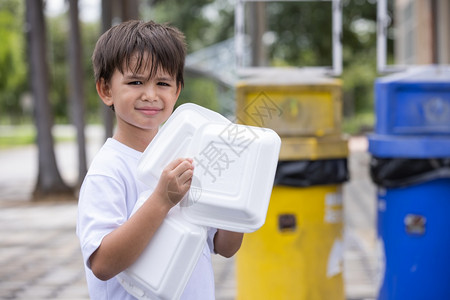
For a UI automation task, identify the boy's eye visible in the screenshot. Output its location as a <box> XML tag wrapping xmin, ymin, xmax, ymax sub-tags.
<box><xmin>157</xmin><ymin>82</ymin><xmax>170</xmax><ymax>87</ymax></box>
<box><xmin>128</xmin><ymin>81</ymin><xmax>143</xmax><ymax>85</ymax></box>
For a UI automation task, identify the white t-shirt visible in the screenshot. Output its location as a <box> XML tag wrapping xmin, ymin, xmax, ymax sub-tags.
<box><xmin>76</xmin><ymin>138</ymin><xmax>216</xmax><ymax>300</ymax></box>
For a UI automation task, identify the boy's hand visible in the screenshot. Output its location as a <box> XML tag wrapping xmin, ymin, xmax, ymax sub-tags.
<box><xmin>154</xmin><ymin>158</ymin><xmax>194</xmax><ymax>207</ymax></box>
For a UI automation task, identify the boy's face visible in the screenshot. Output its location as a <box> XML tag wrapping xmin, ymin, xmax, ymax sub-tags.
<box><xmin>98</xmin><ymin>54</ymin><xmax>181</xmax><ymax>139</ymax></box>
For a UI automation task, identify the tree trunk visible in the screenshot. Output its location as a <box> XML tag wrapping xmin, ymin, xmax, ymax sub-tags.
<box><xmin>26</xmin><ymin>0</ymin><xmax>73</xmax><ymax>200</ymax></box>
<box><xmin>120</xmin><ymin>0</ymin><xmax>139</xmax><ymax>21</ymax></box>
<box><xmin>248</xmin><ymin>2</ymin><xmax>267</xmax><ymax>67</ymax></box>
<box><xmin>101</xmin><ymin>0</ymin><xmax>114</xmax><ymax>140</ymax></box>
<box><xmin>68</xmin><ymin>0</ymin><xmax>88</xmax><ymax>187</ymax></box>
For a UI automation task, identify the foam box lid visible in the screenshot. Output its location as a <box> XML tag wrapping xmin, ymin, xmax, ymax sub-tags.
<box><xmin>137</xmin><ymin>103</ymin><xmax>281</xmax><ymax>232</ymax></box>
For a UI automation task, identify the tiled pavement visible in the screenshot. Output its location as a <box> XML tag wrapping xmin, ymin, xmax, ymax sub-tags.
<box><xmin>0</xmin><ymin>128</ymin><xmax>378</xmax><ymax>299</ymax></box>
<box><xmin>0</xmin><ymin>201</ymin><xmax>88</xmax><ymax>299</ymax></box>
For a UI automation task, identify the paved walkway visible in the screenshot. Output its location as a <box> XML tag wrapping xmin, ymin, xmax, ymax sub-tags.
<box><xmin>0</xmin><ymin>127</ymin><xmax>378</xmax><ymax>299</ymax></box>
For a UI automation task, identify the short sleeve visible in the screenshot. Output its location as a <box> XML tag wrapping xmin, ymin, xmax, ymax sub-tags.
<box><xmin>76</xmin><ymin>174</ymin><xmax>128</xmax><ymax>269</ymax></box>
<box><xmin>206</xmin><ymin>227</ymin><xmax>217</xmax><ymax>254</ymax></box>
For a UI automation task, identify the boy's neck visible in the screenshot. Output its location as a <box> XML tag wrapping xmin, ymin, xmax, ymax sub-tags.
<box><xmin>113</xmin><ymin>128</ymin><xmax>158</xmax><ymax>152</ymax></box>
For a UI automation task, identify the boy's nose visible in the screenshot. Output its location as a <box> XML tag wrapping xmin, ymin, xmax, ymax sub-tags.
<box><xmin>142</xmin><ymin>86</ymin><xmax>157</xmax><ymax>101</ymax></box>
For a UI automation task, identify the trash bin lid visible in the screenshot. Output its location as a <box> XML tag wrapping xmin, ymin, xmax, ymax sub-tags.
<box><xmin>374</xmin><ymin>66</ymin><xmax>450</xmax><ymax>136</ymax></box>
<box><xmin>376</xmin><ymin>65</ymin><xmax>450</xmax><ymax>83</ymax></box>
<box><xmin>368</xmin><ymin>133</ymin><xmax>450</xmax><ymax>158</ymax></box>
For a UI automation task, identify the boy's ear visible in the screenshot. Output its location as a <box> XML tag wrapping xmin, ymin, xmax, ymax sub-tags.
<box><xmin>176</xmin><ymin>82</ymin><xmax>182</xmax><ymax>98</ymax></box>
<box><xmin>96</xmin><ymin>78</ymin><xmax>114</xmax><ymax>107</ymax></box>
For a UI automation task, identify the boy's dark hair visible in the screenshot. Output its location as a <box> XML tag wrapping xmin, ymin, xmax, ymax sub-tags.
<box><xmin>92</xmin><ymin>20</ymin><xmax>187</xmax><ymax>88</ymax></box>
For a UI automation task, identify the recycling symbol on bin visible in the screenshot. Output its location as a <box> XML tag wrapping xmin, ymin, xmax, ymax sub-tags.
<box><xmin>423</xmin><ymin>97</ymin><xmax>450</xmax><ymax>124</ymax></box>
<box><xmin>244</xmin><ymin>91</ymin><xmax>283</xmax><ymax>127</ymax></box>
<box><xmin>280</xmin><ymin>97</ymin><xmax>304</xmax><ymax>122</ymax></box>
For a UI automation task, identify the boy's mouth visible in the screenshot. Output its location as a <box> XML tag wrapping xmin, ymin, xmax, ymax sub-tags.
<box><xmin>137</xmin><ymin>107</ymin><xmax>162</xmax><ymax>116</ymax></box>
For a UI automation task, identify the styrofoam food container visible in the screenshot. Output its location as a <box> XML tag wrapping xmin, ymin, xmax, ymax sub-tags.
<box><xmin>137</xmin><ymin>103</ymin><xmax>281</xmax><ymax>232</ymax></box>
<box><xmin>181</xmin><ymin>122</ymin><xmax>280</xmax><ymax>232</ymax></box>
<box><xmin>117</xmin><ymin>190</ymin><xmax>207</xmax><ymax>300</ymax></box>
<box><xmin>137</xmin><ymin>103</ymin><xmax>230</xmax><ymax>185</ymax></box>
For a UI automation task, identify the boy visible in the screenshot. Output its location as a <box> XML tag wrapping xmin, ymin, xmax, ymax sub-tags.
<box><xmin>76</xmin><ymin>20</ymin><xmax>243</xmax><ymax>300</ymax></box>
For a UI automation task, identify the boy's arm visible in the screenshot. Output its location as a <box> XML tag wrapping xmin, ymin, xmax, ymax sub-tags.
<box><xmin>89</xmin><ymin>194</ymin><xmax>171</xmax><ymax>281</ymax></box>
<box><xmin>213</xmin><ymin>230</ymin><xmax>244</xmax><ymax>258</ymax></box>
<box><xmin>89</xmin><ymin>158</ymin><xmax>194</xmax><ymax>281</ymax></box>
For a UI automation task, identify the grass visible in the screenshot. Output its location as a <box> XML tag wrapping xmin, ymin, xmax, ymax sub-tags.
<box><xmin>0</xmin><ymin>134</ymin><xmax>36</xmax><ymax>148</ymax></box>
<box><xmin>0</xmin><ymin>125</ymin><xmax>35</xmax><ymax>148</ymax></box>
<box><xmin>0</xmin><ymin>125</ymin><xmax>74</xmax><ymax>149</ymax></box>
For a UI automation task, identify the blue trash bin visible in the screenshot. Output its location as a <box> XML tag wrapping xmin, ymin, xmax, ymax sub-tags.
<box><xmin>368</xmin><ymin>66</ymin><xmax>450</xmax><ymax>300</ymax></box>
<box><xmin>376</xmin><ymin>178</ymin><xmax>450</xmax><ymax>299</ymax></box>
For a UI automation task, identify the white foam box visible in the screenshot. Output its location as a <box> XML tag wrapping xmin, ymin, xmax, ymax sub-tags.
<box><xmin>119</xmin><ymin>103</ymin><xmax>281</xmax><ymax>299</ymax></box>
<box><xmin>137</xmin><ymin>103</ymin><xmax>281</xmax><ymax>232</ymax></box>
<box><xmin>117</xmin><ymin>191</ymin><xmax>206</xmax><ymax>300</ymax></box>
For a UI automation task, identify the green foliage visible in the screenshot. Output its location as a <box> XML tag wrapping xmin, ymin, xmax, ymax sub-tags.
<box><xmin>342</xmin><ymin>111</ymin><xmax>375</xmax><ymax>135</ymax></box>
<box><xmin>46</xmin><ymin>15</ymin><xmax>100</xmax><ymax>123</ymax></box>
<box><xmin>0</xmin><ymin>0</ymin><xmax>101</xmax><ymax>124</ymax></box>
<box><xmin>340</xmin><ymin>0</ymin><xmax>378</xmax><ymax>126</ymax></box>
<box><xmin>342</xmin><ymin>50</ymin><xmax>377</xmax><ymax>113</ymax></box>
<box><xmin>177</xmin><ymin>77</ymin><xmax>220</xmax><ymax>112</ymax></box>
<box><xmin>0</xmin><ymin>0</ymin><xmax>27</xmax><ymax>122</ymax></box>
<box><xmin>144</xmin><ymin>0</ymin><xmax>234</xmax><ymax>53</ymax></box>
<box><xmin>47</xmin><ymin>16</ymin><xmax>101</xmax><ymax>122</ymax></box>
<box><xmin>81</xmin><ymin>22</ymin><xmax>101</xmax><ymax>122</ymax></box>
<box><xmin>47</xmin><ymin>15</ymin><xmax>69</xmax><ymax>120</ymax></box>
<box><xmin>266</xmin><ymin>2</ymin><xmax>333</xmax><ymax>67</ymax></box>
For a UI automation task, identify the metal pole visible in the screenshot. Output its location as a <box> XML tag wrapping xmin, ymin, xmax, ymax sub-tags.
<box><xmin>377</xmin><ymin>0</ymin><xmax>388</xmax><ymax>73</ymax></box>
<box><xmin>332</xmin><ymin>0</ymin><xmax>342</xmax><ymax>75</ymax></box>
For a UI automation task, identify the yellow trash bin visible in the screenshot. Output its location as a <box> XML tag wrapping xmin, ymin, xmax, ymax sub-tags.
<box><xmin>235</xmin><ymin>71</ymin><xmax>348</xmax><ymax>300</ymax></box>
<box><xmin>236</xmin><ymin>184</ymin><xmax>345</xmax><ymax>300</ymax></box>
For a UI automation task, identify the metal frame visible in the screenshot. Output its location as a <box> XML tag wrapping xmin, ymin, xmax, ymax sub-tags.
<box><xmin>377</xmin><ymin>0</ymin><xmax>408</xmax><ymax>74</ymax></box>
<box><xmin>235</xmin><ymin>0</ymin><xmax>343</xmax><ymax>76</ymax></box>
<box><xmin>376</xmin><ymin>0</ymin><xmax>388</xmax><ymax>73</ymax></box>
<box><xmin>376</xmin><ymin>0</ymin><xmax>448</xmax><ymax>74</ymax></box>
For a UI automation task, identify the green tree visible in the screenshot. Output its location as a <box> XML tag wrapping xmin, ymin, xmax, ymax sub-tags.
<box><xmin>47</xmin><ymin>15</ymin><xmax>70</xmax><ymax>121</ymax></box>
<box><xmin>145</xmin><ymin>0</ymin><xmax>234</xmax><ymax>53</ymax></box>
<box><xmin>266</xmin><ymin>1</ymin><xmax>333</xmax><ymax>67</ymax></box>
<box><xmin>81</xmin><ymin>21</ymin><xmax>101</xmax><ymax>122</ymax></box>
<box><xmin>45</xmin><ymin>11</ymin><xmax>101</xmax><ymax>124</ymax></box>
<box><xmin>0</xmin><ymin>0</ymin><xmax>27</xmax><ymax>122</ymax></box>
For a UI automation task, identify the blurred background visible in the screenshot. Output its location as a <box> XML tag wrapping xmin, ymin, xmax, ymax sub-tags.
<box><xmin>2</xmin><ymin>0</ymin><xmax>448</xmax><ymax>199</ymax></box>
<box><xmin>1</xmin><ymin>0</ymin><xmax>387</xmax><ymax>199</ymax></box>
<box><xmin>1</xmin><ymin>1</ymin><xmax>449</xmax><ymax>299</ymax></box>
